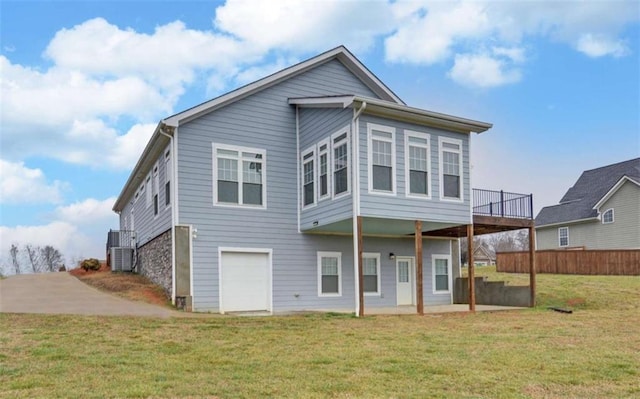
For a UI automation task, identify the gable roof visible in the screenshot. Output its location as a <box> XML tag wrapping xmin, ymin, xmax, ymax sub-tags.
<box><xmin>473</xmin><ymin>245</ymin><xmax>495</xmax><ymax>260</ymax></box>
<box><xmin>113</xmin><ymin>46</ymin><xmax>403</xmax><ymax>212</ymax></box>
<box><xmin>163</xmin><ymin>46</ymin><xmax>403</xmax><ymax>127</ymax></box>
<box><xmin>535</xmin><ymin>158</ymin><xmax>640</xmax><ymax>227</ymax></box>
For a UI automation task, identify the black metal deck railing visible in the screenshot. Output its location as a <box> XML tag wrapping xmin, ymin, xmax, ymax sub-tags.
<box><xmin>106</xmin><ymin>229</ymin><xmax>136</xmax><ymax>251</ymax></box>
<box><xmin>472</xmin><ymin>189</ymin><xmax>533</xmax><ymax>219</ymax></box>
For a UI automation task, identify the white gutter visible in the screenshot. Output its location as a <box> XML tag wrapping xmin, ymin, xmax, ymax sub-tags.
<box><xmin>158</xmin><ymin>126</ymin><xmax>178</xmax><ymax>305</ymax></box>
<box><xmin>351</xmin><ymin>101</ymin><xmax>366</xmax><ymax>317</ymax></box>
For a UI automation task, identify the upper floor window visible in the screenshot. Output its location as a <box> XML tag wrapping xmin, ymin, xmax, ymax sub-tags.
<box><xmin>602</xmin><ymin>208</ymin><xmax>614</xmax><ymax>224</ymax></box>
<box><xmin>439</xmin><ymin>137</ymin><xmax>463</xmax><ymax>201</ymax></box>
<box><xmin>302</xmin><ymin>147</ymin><xmax>315</xmax><ymax>207</ymax></box>
<box><xmin>405</xmin><ymin>131</ymin><xmax>431</xmax><ymax>198</ymax></box>
<box><xmin>213</xmin><ymin>144</ymin><xmax>266</xmax><ymax>208</ymax></box>
<box><xmin>558</xmin><ymin>227</ymin><xmax>569</xmax><ymax>247</ymax></box>
<box><xmin>153</xmin><ymin>164</ymin><xmax>159</xmax><ymax>216</ymax></box>
<box><xmin>332</xmin><ymin>130</ymin><xmax>349</xmax><ymax>196</ymax></box>
<box><xmin>145</xmin><ymin>174</ymin><xmax>152</xmax><ymax>208</ymax></box>
<box><xmin>165</xmin><ymin>150</ymin><xmax>171</xmax><ymax>208</ymax></box>
<box><xmin>318</xmin><ymin>251</ymin><xmax>341</xmax><ymax>296</ymax></box>
<box><xmin>318</xmin><ymin>140</ymin><xmax>330</xmax><ymax>201</ymax></box>
<box><xmin>368</xmin><ymin>124</ymin><xmax>396</xmax><ymax>194</ymax></box>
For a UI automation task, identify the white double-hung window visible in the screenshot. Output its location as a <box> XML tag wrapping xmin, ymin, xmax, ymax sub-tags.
<box><xmin>405</xmin><ymin>131</ymin><xmax>431</xmax><ymax>198</ymax></box>
<box><xmin>302</xmin><ymin>147</ymin><xmax>315</xmax><ymax>207</ymax></box>
<box><xmin>558</xmin><ymin>227</ymin><xmax>569</xmax><ymax>247</ymax></box>
<box><xmin>432</xmin><ymin>255</ymin><xmax>451</xmax><ymax>294</ymax></box>
<box><xmin>439</xmin><ymin>137</ymin><xmax>463</xmax><ymax>201</ymax></box>
<box><xmin>213</xmin><ymin>144</ymin><xmax>266</xmax><ymax>207</ymax></box>
<box><xmin>318</xmin><ymin>252</ymin><xmax>342</xmax><ymax>296</ymax></box>
<box><xmin>363</xmin><ymin>253</ymin><xmax>381</xmax><ymax>295</ymax></box>
<box><xmin>318</xmin><ymin>140</ymin><xmax>330</xmax><ymax>200</ymax></box>
<box><xmin>332</xmin><ymin>130</ymin><xmax>349</xmax><ymax>196</ymax></box>
<box><xmin>368</xmin><ymin>124</ymin><xmax>395</xmax><ymax>194</ymax></box>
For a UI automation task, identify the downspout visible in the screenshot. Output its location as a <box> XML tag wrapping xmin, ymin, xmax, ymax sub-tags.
<box><xmin>351</xmin><ymin>101</ymin><xmax>366</xmax><ymax>317</ymax></box>
<box><xmin>159</xmin><ymin>125</ymin><xmax>177</xmax><ymax>305</ymax></box>
<box><xmin>295</xmin><ymin>105</ymin><xmax>301</xmax><ymax>233</ymax></box>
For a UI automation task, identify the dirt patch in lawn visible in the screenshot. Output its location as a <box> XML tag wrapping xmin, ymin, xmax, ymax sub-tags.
<box><xmin>70</xmin><ymin>265</ymin><xmax>171</xmax><ymax>307</ymax></box>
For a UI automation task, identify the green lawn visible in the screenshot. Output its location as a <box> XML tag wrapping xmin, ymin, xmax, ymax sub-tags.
<box><xmin>1</xmin><ymin>272</ymin><xmax>639</xmax><ymax>399</ymax></box>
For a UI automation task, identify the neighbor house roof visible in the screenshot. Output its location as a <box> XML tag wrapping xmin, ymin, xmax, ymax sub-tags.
<box><xmin>113</xmin><ymin>46</ymin><xmax>403</xmax><ymax>212</ymax></box>
<box><xmin>535</xmin><ymin>158</ymin><xmax>640</xmax><ymax>227</ymax></box>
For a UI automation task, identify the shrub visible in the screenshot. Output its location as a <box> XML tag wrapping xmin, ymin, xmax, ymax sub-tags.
<box><xmin>58</xmin><ymin>265</ymin><xmax>67</xmax><ymax>272</ymax></box>
<box><xmin>80</xmin><ymin>258</ymin><xmax>101</xmax><ymax>272</ymax></box>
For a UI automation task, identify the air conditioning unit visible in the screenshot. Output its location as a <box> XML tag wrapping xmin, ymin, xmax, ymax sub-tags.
<box><xmin>111</xmin><ymin>247</ymin><xmax>133</xmax><ymax>272</ymax></box>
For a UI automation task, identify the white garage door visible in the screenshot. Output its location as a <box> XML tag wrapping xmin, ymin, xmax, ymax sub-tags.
<box><xmin>220</xmin><ymin>251</ymin><xmax>270</xmax><ymax>312</ymax></box>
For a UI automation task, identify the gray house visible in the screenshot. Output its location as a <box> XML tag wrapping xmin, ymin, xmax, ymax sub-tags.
<box><xmin>535</xmin><ymin>158</ymin><xmax>640</xmax><ymax>250</ymax></box>
<box><xmin>109</xmin><ymin>46</ymin><xmax>534</xmax><ymax>314</ymax></box>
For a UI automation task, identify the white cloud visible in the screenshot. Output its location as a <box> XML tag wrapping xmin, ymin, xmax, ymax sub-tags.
<box><xmin>214</xmin><ymin>0</ymin><xmax>394</xmax><ymax>54</ymax></box>
<box><xmin>234</xmin><ymin>57</ymin><xmax>299</xmax><ymax>85</ymax></box>
<box><xmin>385</xmin><ymin>1</ymin><xmax>491</xmax><ymax>64</ymax></box>
<box><xmin>0</xmin><ymin>159</ymin><xmax>66</xmax><ymax>204</ymax></box>
<box><xmin>0</xmin><ymin>197</ymin><xmax>120</xmax><ymax>272</ymax></box>
<box><xmin>448</xmin><ymin>53</ymin><xmax>521</xmax><ymax>88</ymax></box>
<box><xmin>53</xmin><ymin>197</ymin><xmax>117</xmax><ymax>226</ymax></box>
<box><xmin>576</xmin><ymin>33</ymin><xmax>629</xmax><ymax>58</ymax></box>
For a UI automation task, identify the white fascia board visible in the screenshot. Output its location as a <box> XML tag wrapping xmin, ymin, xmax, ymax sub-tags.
<box><xmin>353</xmin><ymin>97</ymin><xmax>492</xmax><ymax>133</ymax></box>
<box><xmin>288</xmin><ymin>96</ymin><xmax>354</xmax><ymax>108</ymax></box>
<box><xmin>289</xmin><ymin>95</ymin><xmax>493</xmax><ymax>133</ymax></box>
<box><xmin>113</xmin><ymin>123</ymin><xmax>170</xmax><ymax>212</ymax></box>
<box><xmin>592</xmin><ymin>176</ymin><xmax>640</xmax><ymax>210</ymax></box>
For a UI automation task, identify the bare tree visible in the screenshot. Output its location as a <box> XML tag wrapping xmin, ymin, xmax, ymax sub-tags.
<box><xmin>25</xmin><ymin>245</ymin><xmax>42</xmax><ymax>273</ymax></box>
<box><xmin>40</xmin><ymin>246</ymin><xmax>64</xmax><ymax>272</ymax></box>
<box><xmin>9</xmin><ymin>244</ymin><xmax>21</xmax><ymax>275</ymax></box>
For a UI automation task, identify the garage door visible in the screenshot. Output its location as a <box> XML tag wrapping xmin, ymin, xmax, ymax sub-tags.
<box><xmin>220</xmin><ymin>251</ymin><xmax>270</xmax><ymax>312</ymax></box>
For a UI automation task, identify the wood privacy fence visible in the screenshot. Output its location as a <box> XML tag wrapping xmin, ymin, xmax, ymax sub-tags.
<box><xmin>496</xmin><ymin>250</ymin><xmax>640</xmax><ymax>275</ymax></box>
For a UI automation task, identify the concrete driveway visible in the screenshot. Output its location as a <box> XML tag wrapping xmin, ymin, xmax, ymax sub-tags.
<box><xmin>0</xmin><ymin>272</ymin><xmax>176</xmax><ymax>317</ymax></box>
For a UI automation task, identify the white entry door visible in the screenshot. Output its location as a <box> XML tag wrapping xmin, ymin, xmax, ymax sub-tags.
<box><xmin>396</xmin><ymin>257</ymin><xmax>415</xmax><ymax>306</ymax></box>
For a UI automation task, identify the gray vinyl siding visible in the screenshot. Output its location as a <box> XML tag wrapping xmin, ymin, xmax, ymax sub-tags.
<box><xmin>299</xmin><ymin>107</ymin><xmax>353</xmax><ymax>229</ymax></box>
<box><xmin>536</xmin><ymin>181</ymin><xmax>640</xmax><ymax>250</ymax></box>
<box><xmin>177</xmin><ymin>59</ymin><xmax>382</xmax><ymax>312</ymax></box>
<box><xmin>359</xmin><ymin>114</ymin><xmax>471</xmax><ymax>225</ymax></box>
<box><xmin>119</xmin><ymin>143</ymin><xmax>172</xmax><ymax>247</ymax></box>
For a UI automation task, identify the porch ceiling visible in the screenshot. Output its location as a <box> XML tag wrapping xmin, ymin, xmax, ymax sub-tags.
<box><xmin>427</xmin><ymin>215</ymin><xmax>534</xmax><ymax>238</ymax></box>
<box><xmin>303</xmin><ymin>216</ymin><xmax>469</xmax><ymax>237</ymax></box>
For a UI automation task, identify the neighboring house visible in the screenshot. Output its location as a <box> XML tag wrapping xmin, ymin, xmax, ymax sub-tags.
<box><xmin>109</xmin><ymin>46</ymin><xmax>530</xmax><ymax>314</ymax></box>
<box><xmin>473</xmin><ymin>245</ymin><xmax>495</xmax><ymax>266</ymax></box>
<box><xmin>535</xmin><ymin>158</ymin><xmax>640</xmax><ymax>250</ymax></box>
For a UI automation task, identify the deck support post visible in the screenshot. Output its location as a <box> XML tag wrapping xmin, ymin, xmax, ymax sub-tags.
<box><xmin>467</xmin><ymin>224</ymin><xmax>476</xmax><ymax>312</ymax></box>
<box><xmin>357</xmin><ymin>216</ymin><xmax>364</xmax><ymax>317</ymax></box>
<box><xmin>528</xmin><ymin>225</ymin><xmax>536</xmax><ymax>307</ymax></box>
<box><xmin>415</xmin><ymin>220</ymin><xmax>424</xmax><ymax>315</ymax></box>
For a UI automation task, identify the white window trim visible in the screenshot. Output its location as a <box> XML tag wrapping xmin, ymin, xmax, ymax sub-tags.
<box><xmin>362</xmin><ymin>252</ymin><xmax>381</xmax><ymax>296</ymax></box>
<box><xmin>432</xmin><ymin>254</ymin><xmax>452</xmax><ymax>295</ymax></box>
<box><xmin>212</xmin><ymin>143</ymin><xmax>267</xmax><ymax>209</ymax></box>
<box><xmin>367</xmin><ymin>123</ymin><xmax>396</xmax><ymax>195</ymax></box>
<box><xmin>602</xmin><ymin>208</ymin><xmax>614</xmax><ymax>224</ymax></box>
<box><xmin>331</xmin><ymin>128</ymin><xmax>350</xmax><ymax>199</ymax></box>
<box><xmin>558</xmin><ymin>227</ymin><xmax>569</xmax><ymax>247</ymax></box>
<box><xmin>165</xmin><ymin>149</ymin><xmax>172</xmax><ymax>211</ymax></box>
<box><xmin>404</xmin><ymin>130</ymin><xmax>431</xmax><ymax>199</ymax></box>
<box><xmin>318</xmin><ymin>138</ymin><xmax>331</xmax><ymax>202</ymax></box>
<box><xmin>317</xmin><ymin>251</ymin><xmax>342</xmax><ymax>297</ymax></box>
<box><xmin>438</xmin><ymin>137</ymin><xmax>464</xmax><ymax>203</ymax></box>
<box><xmin>301</xmin><ymin>146</ymin><xmax>316</xmax><ymax>209</ymax></box>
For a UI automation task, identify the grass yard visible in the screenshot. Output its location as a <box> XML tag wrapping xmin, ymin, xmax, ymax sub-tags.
<box><xmin>1</xmin><ymin>271</ymin><xmax>639</xmax><ymax>399</ymax></box>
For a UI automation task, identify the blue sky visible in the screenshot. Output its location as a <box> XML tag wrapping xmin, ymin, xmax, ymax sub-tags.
<box><xmin>1</xmin><ymin>0</ymin><xmax>639</xmax><ymax>267</ymax></box>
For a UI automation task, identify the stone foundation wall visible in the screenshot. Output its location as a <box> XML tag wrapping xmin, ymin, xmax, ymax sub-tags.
<box><xmin>137</xmin><ymin>229</ymin><xmax>172</xmax><ymax>299</ymax></box>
